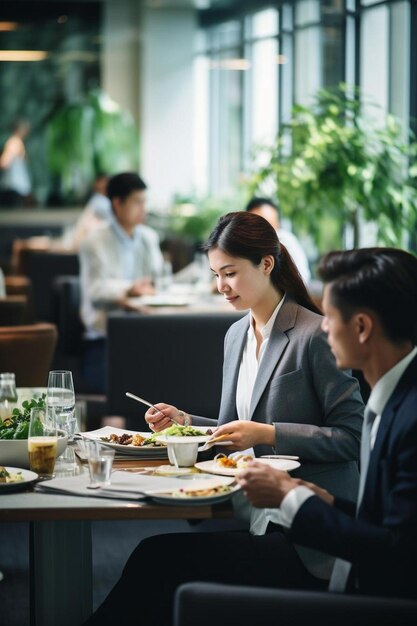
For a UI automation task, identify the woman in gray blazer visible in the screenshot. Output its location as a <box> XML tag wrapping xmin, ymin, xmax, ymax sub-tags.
<box><xmin>84</xmin><ymin>212</ymin><xmax>363</xmax><ymax>626</ymax></box>
<box><xmin>146</xmin><ymin>213</ymin><xmax>363</xmax><ymax>504</ymax></box>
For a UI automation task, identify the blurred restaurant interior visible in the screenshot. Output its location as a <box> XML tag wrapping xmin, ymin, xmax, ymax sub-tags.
<box><xmin>1</xmin><ymin>0</ymin><xmax>417</xmax><ymax>624</ymax></box>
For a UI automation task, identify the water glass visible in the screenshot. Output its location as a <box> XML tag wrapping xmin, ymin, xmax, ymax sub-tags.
<box><xmin>28</xmin><ymin>407</ymin><xmax>58</xmax><ymax>479</ymax></box>
<box><xmin>87</xmin><ymin>445</ymin><xmax>115</xmax><ymax>487</ymax></box>
<box><xmin>47</xmin><ymin>370</ymin><xmax>75</xmax><ymax>466</ymax></box>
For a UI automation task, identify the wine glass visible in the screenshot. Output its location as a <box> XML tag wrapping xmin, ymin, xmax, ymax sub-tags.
<box><xmin>46</xmin><ymin>370</ymin><xmax>76</xmax><ymax>467</ymax></box>
<box><xmin>28</xmin><ymin>406</ymin><xmax>58</xmax><ymax>479</ymax></box>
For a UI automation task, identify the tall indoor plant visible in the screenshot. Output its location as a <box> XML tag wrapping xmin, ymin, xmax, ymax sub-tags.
<box><xmin>46</xmin><ymin>89</ymin><xmax>139</xmax><ymax>204</ymax></box>
<box><xmin>248</xmin><ymin>84</ymin><xmax>417</xmax><ymax>251</ymax></box>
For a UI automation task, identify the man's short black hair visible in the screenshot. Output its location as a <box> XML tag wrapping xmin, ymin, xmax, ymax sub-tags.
<box><xmin>245</xmin><ymin>197</ymin><xmax>279</xmax><ymax>213</ymax></box>
<box><xmin>318</xmin><ymin>247</ymin><xmax>417</xmax><ymax>344</ymax></box>
<box><xmin>107</xmin><ymin>172</ymin><xmax>147</xmax><ymax>201</ymax></box>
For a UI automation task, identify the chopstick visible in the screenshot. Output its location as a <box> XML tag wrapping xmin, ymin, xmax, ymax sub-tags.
<box><xmin>125</xmin><ymin>392</ymin><xmax>181</xmax><ymax>426</ymax></box>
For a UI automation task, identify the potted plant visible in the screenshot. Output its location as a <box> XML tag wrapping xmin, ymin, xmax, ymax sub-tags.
<box><xmin>46</xmin><ymin>89</ymin><xmax>139</xmax><ymax>204</ymax></box>
<box><xmin>247</xmin><ymin>84</ymin><xmax>417</xmax><ymax>252</ymax></box>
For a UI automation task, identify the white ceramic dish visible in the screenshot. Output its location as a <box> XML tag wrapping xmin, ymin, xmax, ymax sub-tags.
<box><xmin>0</xmin><ymin>431</ymin><xmax>68</xmax><ymax>470</ymax></box>
<box><xmin>146</xmin><ymin>476</ymin><xmax>239</xmax><ymax>506</ymax></box>
<box><xmin>194</xmin><ymin>457</ymin><xmax>301</xmax><ymax>477</ymax></box>
<box><xmin>81</xmin><ymin>426</ymin><xmax>167</xmax><ymax>456</ymax></box>
<box><xmin>0</xmin><ymin>467</ymin><xmax>39</xmax><ymax>492</ymax></box>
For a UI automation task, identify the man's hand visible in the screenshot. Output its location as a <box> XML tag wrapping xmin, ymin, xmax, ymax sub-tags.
<box><xmin>127</xmin><ymin>278</ymin><xmax>155</xmax><ymax>297</ymax></box>
<box><xmin>213</xmin><ymin>421</ymin><xmax>275</xmax><ymax>451</ymax></box>
<box><xmin>236</xmin><ymin>461</ymin><xmax>298</xmax><ymax>508</ymax></box>
<box><xmin>236</xmin><ymin>461</ymin><xmax>335</xmax><ymax>508</ymax></box>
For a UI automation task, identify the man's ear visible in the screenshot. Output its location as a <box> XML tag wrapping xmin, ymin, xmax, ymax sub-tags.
<box><xmin>356</xmin><ymin>313</ymin><xmax>373</xmax><ymax>344</ymax></box>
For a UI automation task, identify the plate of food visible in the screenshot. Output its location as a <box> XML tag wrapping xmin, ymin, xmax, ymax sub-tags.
<box><xmin>154</xmin><ymin>424</ymin><xmax>214</xmax><ymax>445</ymax></box>
<box><xmin>0</xmin><ymin>466</ymin><xmax>38</xmax><ymax>492</ymax></box>
<box><xmin>146</xmin><ymin>475</ymin><xmax>239</xmax><ymax>506</ymax></box>
<box><xmin>80</xmin><ymin>426</ymin><xmax>168</xmax><ymax>456</ymax></box>
<box><xmin>194</xmin><ymin>453</ymin><xmax>301</xmax><ymax>476</ymax></box>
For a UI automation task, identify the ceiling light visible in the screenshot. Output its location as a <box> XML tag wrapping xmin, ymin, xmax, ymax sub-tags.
<box><xmin>0</xmin><ymin>50</ymin><xmax>48</xmax><ymax>62</ymax></box>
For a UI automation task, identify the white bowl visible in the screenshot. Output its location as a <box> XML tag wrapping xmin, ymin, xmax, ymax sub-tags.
<box><xmin>0</xmin><ymin>431</ymin><xmax>68</xmax><ymax>470</ymax></box>
<box><xmin>167</xmin><ymin>441</ymin><xmax>199</xmax><ymax>467</ymax></box>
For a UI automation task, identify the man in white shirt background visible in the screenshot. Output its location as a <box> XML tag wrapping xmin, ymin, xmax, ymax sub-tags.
<box><xmin>245</xmin><ymin>197</ymin><xmax>311</xmax><ymax>285</ymax></box>
<box><xmin>238</xmin><ymin>246</ymin><xmax>417</xmax><ymax>600</ymax></box>
<box><xmin>79</xmin><ymin>171</ymin><xmax>164</xmax><ymax>392</ymax></box>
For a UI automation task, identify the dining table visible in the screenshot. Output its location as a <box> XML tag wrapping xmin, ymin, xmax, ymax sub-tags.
<box><xmin>0</xmin><ymin>457</ymin><xmax>234</xmax><ymax>626</ymax></box>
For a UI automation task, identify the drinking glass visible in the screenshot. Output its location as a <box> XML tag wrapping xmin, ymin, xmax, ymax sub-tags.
<box><xmin>86</xmin><ymin>444</ymin><xmax>115</xmax><ymax>487</ymax></box>
<box><xmin>47</xmin><ymin>370</ymin><xmax>76</xmax><ymax>466</ymax></box>
<box><xmin>28</xmin><ymin>407</ymin><xmax>57</xmax><ymax>479</ymax></box>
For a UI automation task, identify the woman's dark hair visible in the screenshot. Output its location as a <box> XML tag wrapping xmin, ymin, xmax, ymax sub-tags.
<box><xmin>203</xmin><ymin>212</ymin><xmax>321</xmax><ymax>314</ymax></box>
<box><xmin>318</xmin><ymin>247</ymin><xmax>417</xmax><ymax>344</ymax></box>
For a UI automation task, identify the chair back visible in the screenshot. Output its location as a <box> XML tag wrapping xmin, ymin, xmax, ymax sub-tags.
<box><xmin>0</xmin><ymin>323</ymin><xmax>58</xmax><ymax>386</ymax></box>
<box><xmin>107</xmin><ymin>311</ymin><xmax>243</xmax><ymax>429</ymax></box>
<box><xmin>53</xmin><ymin>276</ymin><xmax>84</xmax><ymax>356</ymax></box>
<box><xmin>26</xmin><ymin>250</ymin><xmax>79</xmax><ymax>321</ymax></box>
<box><xmin>0</xmin><ymin>295</ymin><xmax>28</xmax><ymax>326</ymax></box>
<box><xmin>5</xmin><ymin>275</ymin><xmax>34</xmax><ymax>322</ymax></box>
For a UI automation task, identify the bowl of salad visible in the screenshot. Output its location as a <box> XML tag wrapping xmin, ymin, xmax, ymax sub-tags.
<box><xmin>0</xmin><ymin>395</ymin><xmax>67</xmax><ymax>469</ymax></box>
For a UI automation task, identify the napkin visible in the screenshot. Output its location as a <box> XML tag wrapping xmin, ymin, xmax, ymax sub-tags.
<box><xmin>34</xmin><ymin>471</ymin><xmax>204</xmax><ymax>500</ymax></box>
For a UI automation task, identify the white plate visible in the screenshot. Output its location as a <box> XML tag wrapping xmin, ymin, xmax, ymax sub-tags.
<box><xmin>146</xmin><ymin>477</ymin><xmax>239</xmax><ymax>506</ymax></box>
<box><xmin>0</xmin><ymin>466</ymin><xmax>39</xmax><ymax>493</ymax></box>
<box><xmin>80</xmin><ymin>427</ymin><xmax>167</xmax><ymax>455</ymax></box>
<box><xmin>194</xmin><ymin>457</ymin><xmax>301</xmax><ymax>477</ymax></box>
<box><xmin>155</xmin><ymin>426</ymin><xmax>214</xmax><ymax>446</ymax></box>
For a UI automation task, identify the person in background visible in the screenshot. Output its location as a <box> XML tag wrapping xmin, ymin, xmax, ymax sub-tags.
<box><xmin>83</xmin><ymin>212</ymin><xmax>363</xmax><ymax>626</ymax></box>
<box><xmin>245</xmin><ymin>197</ymin><xmax>311</xmax><ymax>285</ymax></box>
<box><xmin>69</xmin><ymin>173</ymin><xmax>112</xmax><ymax>250</ymax></box>
<box><xmin>0</xmin><ymin>120</ymin><xmax>32</xmax><ymax>207</ymax></box>
<box><xmin>79</xmin><ymin>172</ymin><xmax>164</xmax><ymax>392</ymax></box>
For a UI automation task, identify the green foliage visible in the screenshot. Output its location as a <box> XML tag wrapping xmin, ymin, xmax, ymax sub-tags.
<box><xmin>247</xmin><ymin>84</ymin><xmax>417</xmax><ymax>250</ymax></box>
<box><xmin>46</xmin><ymin>89</ymin><xmax>139</xmax><ymax>203</ymax></box>
<box><xmin>0</xmin><ymin>394</ymin><xmax>46</xmax><ymax>440</ymax></box>
<box><xmin>168</xmin><ymin>195</ymin><xmax>236</xmax><ymax>243</ymax></box>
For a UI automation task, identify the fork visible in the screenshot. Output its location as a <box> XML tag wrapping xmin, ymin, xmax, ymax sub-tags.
<box><xmin>125</xmin><ymin>392</ymin><xmax>182</xmax><ymax>426</ymax></box>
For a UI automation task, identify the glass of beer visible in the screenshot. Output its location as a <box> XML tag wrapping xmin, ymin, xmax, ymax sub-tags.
<box><xmin>28</xmin><ymin>407</ymin><xmax>58</xmax><ymax>479</ymax></box>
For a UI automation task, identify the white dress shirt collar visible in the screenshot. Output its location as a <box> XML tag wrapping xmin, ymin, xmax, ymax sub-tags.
<box><xmin>367</xmin><ymin>346</ymin><xmax>417</xmax><ymax>418</ymax></box>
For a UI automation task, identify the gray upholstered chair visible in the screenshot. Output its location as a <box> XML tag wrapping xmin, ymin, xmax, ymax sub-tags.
<box><xmin>107</xmin><ymin>311</ymin><xmax>243</xmax><ymax>429</ymax></box>
<box><xmin>174</xmin><ymin>583</ymin><xmax>417</xmax><ymax>626</ymax></box>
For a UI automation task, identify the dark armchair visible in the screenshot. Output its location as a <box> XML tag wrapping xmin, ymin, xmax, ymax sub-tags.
<box><xmin>175</xmin><ymin>583</ymin><xmax>417</xmax><ymax>626</ymax></box>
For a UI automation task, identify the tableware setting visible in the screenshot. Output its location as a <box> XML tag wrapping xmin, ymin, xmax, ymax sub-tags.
<box><xmin>0</xmin><ymin>466</ymin><xmax>39</xmax><ymax>493</ymax></box>
<box><xmin>34</xmin><ymin>468</ymin><xmax>239</xmax><ymax>506</ymax></box>
<box><xmin>79</xmin><ymin>426</ymin><xmax>168</xmax><ymax>458</ymax></box>
<box><xmin>46</xmin><ymin>370</ymin><xmax>76</xmax><ymax>469</ymax></box>
<box><xmin>28</xmin><ymin>406</ymin><xmax>58</xmax><ymax>479</ymax></box>
<box><xmin>194</xmin><ymin>456</ymin><xmax>301</xmax><ymax>477</ymax></box>
<box><xmin>0</xmin><ymin>430</ymin><xmax>68</xmax><ymax>469</ymax></box>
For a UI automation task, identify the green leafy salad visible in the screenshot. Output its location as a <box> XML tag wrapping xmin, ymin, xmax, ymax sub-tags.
<box><xmin>160</xmin><ymin>425</ymin><xmax>209</xmax><ymax>437</ymax></box>
<box><xmin>0</xmin><ymin>394</ymin><xmax>46</xmax><ymax>440</ymax></box>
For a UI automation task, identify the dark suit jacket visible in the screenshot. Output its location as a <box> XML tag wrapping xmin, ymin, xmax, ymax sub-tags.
<box><xmin>290</xmin><ymin>355</ymin><xmax>417</xmax><ymax>599</ymax></box>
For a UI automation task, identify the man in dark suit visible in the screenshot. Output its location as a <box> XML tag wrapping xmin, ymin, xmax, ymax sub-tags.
<box><xmin>238</xmin><ymin>247</ymin><xmax>417</xmax><ymax>600</ymax></box>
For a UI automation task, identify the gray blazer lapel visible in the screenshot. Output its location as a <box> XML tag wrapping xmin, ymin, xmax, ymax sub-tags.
<box><xmin>218</xmin><ymin>314</ymin><xmax>249</xmax><ymax>424</ymax></box>
<box><xmin>249</xmin><ymin>298</ymin><xmax>298</xmax><ymax>417</ymax></box>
